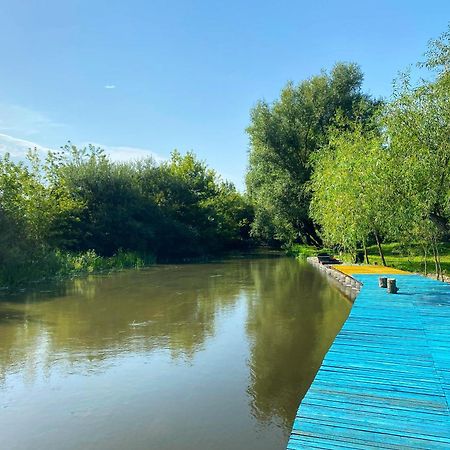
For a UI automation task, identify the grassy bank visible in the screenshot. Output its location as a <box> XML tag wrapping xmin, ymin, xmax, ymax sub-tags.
<box><xmin>287</xmin><ymin>244</ymin><xmax>333</xmax><ymax>258</ymax></box>
<box><xmin>288</xmin><ymin>243</ymin><xmax>450</xmax><ymax>279</ymax></box>
<box><xmin>0</xmin><ymin>249</ymin><xmax>156</xmax><ymax>288</ymax></box>
<box><xmin>0</xmin><ymin>246</ymin><xmax>258</xmax><ymax>289</ymax></box>
<box><xmin>362</xmin><ymin>243</ymin><xmax>450</xmax><ymax>278</ymax></box>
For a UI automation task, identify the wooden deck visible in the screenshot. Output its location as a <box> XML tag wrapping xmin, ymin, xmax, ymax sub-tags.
<box><xmin>336</xmin><ymin>265</ymin><xmax>409</xmax><ymax>276</ymax></box>
<box><xmin>287</xmin><ymin>273</ymin><xmax>450</xmax><ymax>449</ymax></box>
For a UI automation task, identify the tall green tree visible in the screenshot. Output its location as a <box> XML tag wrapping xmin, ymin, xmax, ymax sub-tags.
<box><xmin>309</xmin><ymin>124</ymin><xmax>389</xmax><ymax>261</ymax></box>
<box><xmin>309</xmin><ymin>26</ymin><xmax>449</xmax><ymax>278</ymax></box>
<box><xmin>382</xmin><ymin>25</ymin><xmax>450</xmax><ymax>277</ymax></box>
<box><xmin>246</xmin><ymin>62</ymin><xmax>380</xmax><ymax>246</ymax></box>
<box><xmin>386</xmin><ymin>27</ymin><xmax>449</xmax><ymax>234</ymax></box>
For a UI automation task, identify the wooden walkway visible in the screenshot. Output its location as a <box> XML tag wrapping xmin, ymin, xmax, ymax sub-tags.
<box><xmin>287</xmin><ymin>273</ymin><xmax>450</xmax><ymax>449</ymax></box>
<box><xmin>336</xmin><ymin>265</ymin><xmax>409</xmax><ymax>276</ymax></box>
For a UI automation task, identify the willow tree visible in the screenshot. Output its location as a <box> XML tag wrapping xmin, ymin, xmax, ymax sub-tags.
<box><xmin>383</xmin><ymin>25</ymin><xmax>450</xmax><ymax>278</ymax></box>
<box><xmin>246</xmin><ymin>63</ymin><xmax>380</xmax><ymax>246</ymax></box>
<box><xmin>310</xmin><ymin>26</ymin><xmax>449</xmax><ymax>277</ymax></box>
<box><xmin>309</xmin><ymin>124</ymin><xmax>390</xmax><ymax>263</ymax></box>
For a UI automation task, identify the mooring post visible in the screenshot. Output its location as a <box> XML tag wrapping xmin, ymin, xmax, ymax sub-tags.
<box><xmin>379</xmin><ymin>277</ymin><xmax>387</xmax><ymax>288</ymax></box>
<box><xmin>387</xmin><ymin>278</ymin><xmax>398</xmax><ymax>294</ymax></box>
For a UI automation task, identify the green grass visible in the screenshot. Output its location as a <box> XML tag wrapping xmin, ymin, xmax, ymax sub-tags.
<box><xmin>364</xmin><ymin>242</ymin><xmax>450</xmax><ymax>277</ymax></box>
<box><xmin>55</xmin><ymin>249</ymin><xmax>156</xmax><ymax>276</ymax></box>
<box><xmin>287</xmin><ymin>242</ymin><xmax>449</xmax><ymax>278</ymax></box>
<box><xmin>286</xmin><ymin>244</ymin><xmax>333</xmax><ymax>258</ymax></box>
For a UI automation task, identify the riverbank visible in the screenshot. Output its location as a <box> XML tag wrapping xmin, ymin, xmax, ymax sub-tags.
<box><xmin>289</xmin><ymin>243</ymin><xmax>450</xmax><ymax>281</ymax></box>
<box><xmin>306</xmin><ymin>256</ymin><xmax>361</xmax><ymax>301</ymax></box>
<box><xmin>0</xmin><ymin>249</ymin><xmax>156</xmax><ymax>289</ymax></box>
<box><xmin>0</xmin><ymin>247</ymin><xmax>265</xmax><ymax>290</ymax></box>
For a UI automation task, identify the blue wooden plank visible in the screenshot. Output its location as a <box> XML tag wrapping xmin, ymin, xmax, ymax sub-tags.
<box><xmin>287</xmin><ymin>273</ymin><xmax>450</xmax><ymax>449</ymax></box>
<box><xmin>301</xmin><ymin>398</ymin><xmax>450</xmax><ymax>423</ymax></box>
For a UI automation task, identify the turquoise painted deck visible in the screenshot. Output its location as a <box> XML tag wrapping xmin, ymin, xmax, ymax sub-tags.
<box><xmin>288</xmin><ymin>274</ymin><xmax>450</xmax><ymax>449</ymax></box>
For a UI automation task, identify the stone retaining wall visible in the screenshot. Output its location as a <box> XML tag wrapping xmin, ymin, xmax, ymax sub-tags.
<box><xmin>307</xmin><ymin>256</ymin><xmax>362</xmax><ymax>301</ymax></box>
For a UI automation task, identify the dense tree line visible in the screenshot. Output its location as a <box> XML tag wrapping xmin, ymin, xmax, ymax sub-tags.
<box><xmin>0</xmin><ymin>146</ymin><xmax>253</xmax><ymax>284</ymax></box>
<box><xmin>310</xmin><ymin>26</ymin><xmax>449</xmax><ymax>278</ymax></box>
<box><xmin>247</xmin><ymin>26</ymin><xmax>449</xmax><ymax>277</ymax></box>
<box><xmin>246</xmin><ymin>62</ymin><xmax>381</xmax><ymax>246</ymax></box>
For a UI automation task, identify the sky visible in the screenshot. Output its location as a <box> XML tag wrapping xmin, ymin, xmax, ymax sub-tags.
<box><xmin>0</xmin><ymin>1</ymin><xmax>449</xmax><ymax>189</ymax></box>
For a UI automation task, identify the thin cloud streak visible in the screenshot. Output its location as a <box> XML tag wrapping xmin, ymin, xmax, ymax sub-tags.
<box><xmin>87</xmin><ymin>142</ymin><xmax>165</xmax><ymax>163</ymax></box>
<box><xmin>0</xmin><ymin>132</ymin><xmax>165</xmax><ymax>164</ymax></box>
<box><xmin>0</xmin><ymin>133</ymin><xmax>52</xmax><ymax>158</ymax></box>
<box><xmin>0</xmin><ymin>103</ymin><xmax>66</xmax><ymax>138</ymax></box>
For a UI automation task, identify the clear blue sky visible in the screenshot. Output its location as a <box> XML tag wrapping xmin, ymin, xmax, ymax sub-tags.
<box><xmin>0</xmin><ymin>1</ymin><xmax>448</xmax><ymax>189</ymax></box>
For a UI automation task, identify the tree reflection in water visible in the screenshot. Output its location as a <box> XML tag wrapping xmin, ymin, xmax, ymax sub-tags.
<box><xmin>245</xmin><ymin>258</ymin><xmax>350</xmax><ymax>430</ymax></box>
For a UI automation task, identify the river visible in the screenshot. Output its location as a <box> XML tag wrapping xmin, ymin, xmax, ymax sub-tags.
<box><xmin>0</xmin><ymin>255</ymin><xmax>350</xmax><ymax>450</ymax></box>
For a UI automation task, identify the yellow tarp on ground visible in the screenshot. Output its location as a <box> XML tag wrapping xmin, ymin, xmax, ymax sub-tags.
<box><xmin>336</xmin><ymin>265</ymin><xmax>409</xmax><ymax>276</ymax></box>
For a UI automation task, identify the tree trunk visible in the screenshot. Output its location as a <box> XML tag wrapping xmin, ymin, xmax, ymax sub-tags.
<box><xmin>373</xmin><ymin>231</ymin><xmax>386</xmax><ymax>266</ymax></box>
<box><xmin>432</xmin><ymin>242</ymin><xmax>440</xmax><ymax>280</ymax></box>
<box><xmin>438</xmin><ymin>254</ymin><xmax>443</xmax><ymax>281</ymax></box>
<box><xmin>423</xmin><ymin>245</ymin><xmax>427</xmax><ymax>276</ymax></box>
<box><xmin>363</xmin><ymin>239</ymin><xmax>370</xmax><ymax>264</ymax></box>
<box><xmin>301</xmin><ymin>219</ymin><xmax>323</xmax><ymax>247</ymax></box>
<box><xmin>432</xmin><ymin>238</ymin><xmax>443</xmax><ymax>281</ymax></box>
<box><xmin>436</xmin><ymin>244</ymin><xmax>443</xmax><ymax>281</ymax></box>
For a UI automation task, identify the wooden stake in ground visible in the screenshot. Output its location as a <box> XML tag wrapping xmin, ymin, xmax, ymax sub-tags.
<box><xmin>387</xmin><ymin>278</ymin><xmax>398</xmax><ymax>294</ymax></box>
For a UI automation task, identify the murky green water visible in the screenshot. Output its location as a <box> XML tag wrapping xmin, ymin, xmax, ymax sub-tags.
<box><xmin>0</xmin><ymin>256</ymin><xmax>350</xmax><ymax>450</ymax></box>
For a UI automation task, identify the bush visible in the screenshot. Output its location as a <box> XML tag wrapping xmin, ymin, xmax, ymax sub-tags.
<box><xmin>286</xmin><ymin>244</ymin><xmax>327</xmax><ymax>259</ymax></box>
<box><xmin>56</xmin><ymin>249</ymin><xmax>156</xmax><ymax>277</ymax></box>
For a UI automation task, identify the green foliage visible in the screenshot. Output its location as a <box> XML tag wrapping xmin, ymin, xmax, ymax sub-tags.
<box><xmin>246</xmin><ymin>62</ymin><xmax>380</xmax><ymax>246</ymax></box>
<box><xmin>286</xmin><ymin>244</ymin><xmax>324</xmax><ymax>259</ymax></box>
<box><xmin>308</xmin><ymin>26</ymin><xmax>449</xmax><ymax>278</ymax></box>
<box><xmin>0</xmin><ymin>151</ymin><xmax>82</xmax><ymax>286</ymax></box>
<box><xmin>46</xmin><ymin>145</ymin><xmax>253</xmax><ymax>259</ymax></box>
<box><xmin>51</xmin><ymin>144</ymin><xmax>161</xmax><ymax>255</ymax></box>
<box><xmin>384</xmin><ymin>27</ymin><xmax>450</xmax><ymax>245</ymax></box>
<box><xmin>309</xmin><ymin>124</ymin><xmax>388</xmax><ymax>255</ymax></box>
<box><xmin>0</xmin><ymin>145</ymin><xmax>253</xmax><ymax>286</ymax></box>
<box><xmin>56</xmin><ymin>249</ymin><xmax>155</xmax><ymax>276</ymax></box>
<box><xmin>0</xmin><ymin>247</ymin><xmax>155</xmax><ymax>287</ymax></box>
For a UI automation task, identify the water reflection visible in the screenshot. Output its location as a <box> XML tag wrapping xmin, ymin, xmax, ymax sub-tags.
<box><xmin>0</xmin><ymin>257</ymin><xmax>350</xmax><ymax>450</ymax></box>
<box><xmin>245</xmin><ymin>259</ymin><xmax>350</xmax><ymax>430</ymax></box>
<box><xmin>0</xmin><ymin>265</ymin><xmax>246</xmax><ymax>377</ymax></box>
